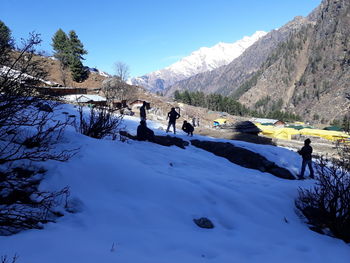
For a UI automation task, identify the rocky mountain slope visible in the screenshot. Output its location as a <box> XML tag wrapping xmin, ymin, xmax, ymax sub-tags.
<box><xmin>238</xmin><ymin>0</ymin><xmax>350</xmax><ymax>122</ymax></box>
<box><xmin>166</xmin><ymin>14</ymin><xmax>317</xmax><ymax>97</ymax></box>
<box><xmin>131</xmin><ymin>31</ymin><xmax>267</xmax><ymax>93</ymax></box>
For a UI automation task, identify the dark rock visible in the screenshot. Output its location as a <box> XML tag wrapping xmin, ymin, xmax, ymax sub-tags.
<box><xmin>12</xmin><ymin>167</ymin><xmax>35</xmax><ymax>178</ymax></box>
<box><xmin>269</xmin><ymin>167</ymin><xmax>295</xmax><ymax>180</ymax></box>
<box><xmin>193</xmin><ymin>217</ymin><xmax>214</xmax><ymax>229</ymax></box>
<box><xmin>309</xmin><ymin>226</ymin><xmax>325</xmax><ymax>235</ymax></box>
<box><xmin>36</xmin><ymin>102</ymin><xmax>53</xmax><ymax>113</ymax></box>
<box><xmin>190</xmin><ymin>139</ymin><xmax>295</xmax><ymax>180</ymax></box>
<box><xmin>231</xmin><ymin>121</ymin><xmax>261</xmax><ymax>135</ymax></box>
<box><xmin>119</xmin><ymin>131</ymin><xmax>189</xmax><ymax>149</ymax></box>
<box><xmin>154</xmin><ymin>135</ymin><xmax>189</xmax><ymax>149</ymax></box>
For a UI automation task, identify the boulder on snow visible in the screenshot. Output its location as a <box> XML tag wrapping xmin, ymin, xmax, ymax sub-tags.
<box><xmin>190</xmin><ymin>140</ymin><xmax>295</xmax><ymax>180</ymax></box>
<box><xmin>154</xmin><ymin>135</ymin><xmax>189</xmax><ymax>149</ymax></box>
<box><xmin>36</xmin><ymin>102</ymin><xmax>53</xmax><ymax>113</ymax></box>
<box><xmin>119</xmin><ymin>130</ymin><xmax>189</xmax><ymax>149</ymax></box>
<box><xmin>193</xmin><ymin>217</ymin><xmax>214</xmax><ymax>229</ymax></box>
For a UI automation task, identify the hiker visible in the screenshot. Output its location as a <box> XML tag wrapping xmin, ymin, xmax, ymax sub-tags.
<box><xmin>182</xmin><ymin>120</ymin><xmax>194</xmax><ymax>136</ymax></box>
<box><xmin>139</xmin><ymin>101</ymin><xmax>147</xmax><ymax>121</ymax></box>
<box><xmin>297</xmin><ymin>138</ymin><xmax>314</xmax><ymax>179</ymax></box>
<box><xmin>137</xmin><ymin>120</ymin><xmax>154</xmax><ymax>141</ymax></box>
<box><xmin>192</xmin><ymin>117</ymin><xmax>196</xmax><ymax>127</ymax></box>
<box><xmin>166</xmin><ymin>107</ymin><xmax>180</xmax><ymax>134</ymax></box>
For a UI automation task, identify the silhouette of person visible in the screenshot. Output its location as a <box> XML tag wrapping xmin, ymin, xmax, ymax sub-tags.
<box><xmin>192</xmin><ymin>117</ymin><xmax>196</xmax><ymax>127</ymax></box>
<box><xmin>182</xmin><ymin>120</ymin><xmax>194</xmax><ymax>136</ymax></box>
<box><xmin>139</xmin><ymin>101</ymin><xmax>147</xmax><ymax>121</ymax></box>
<box><xmin>137</xmin><ymin>120</ymin><xmax>154</xmax><ymax>141</ymax></box>
<box><xmin>166</xmin><ymin>107</ymin><xmax>180</xmax><ymax>134</ymax></box>
<box><xmin>298</xmin><ymin>138</ymin><xmax>314</xmax><ymax>179</ymax></box>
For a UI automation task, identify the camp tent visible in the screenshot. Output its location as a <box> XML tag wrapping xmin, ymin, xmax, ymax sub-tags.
<box><xmin>299</xmin><ymin>128</ymin><xmax>349</xmax><ymax>141</ymax></box>
<box><xmin>256</xmin><ymin>124</ymin><xmax>299</xmax><ymax>140</ymax></box>
<box><xmin>213</xmin><ymin>118</ymin><xmax>227</xmax><ymax>126</ymax></box>
<box><xmin>323</xmin><ymin>126</ymin><xmax>342</xmax><ymax>131</ymax></box>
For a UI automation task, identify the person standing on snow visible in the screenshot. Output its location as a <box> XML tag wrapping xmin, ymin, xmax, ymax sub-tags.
<box><xmin>139</xmin><ymin>101</ymin><xmax>147</xmax><ymax>121</ymax></box>
<box><xmin>166</xmin><ymin>107</ymin><xmax>180</xmax><ymax>134</ymax></box>
<box><xmin>298</xmin><ymin>138</ymin><xmax>314</xmax><ymax>179</ymax></box>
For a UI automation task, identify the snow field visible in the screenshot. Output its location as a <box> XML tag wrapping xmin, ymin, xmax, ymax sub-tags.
<box><xmin>1</xmin><ymin>106</ymin><xmax>349</xmax><ymax>263</ymax></box>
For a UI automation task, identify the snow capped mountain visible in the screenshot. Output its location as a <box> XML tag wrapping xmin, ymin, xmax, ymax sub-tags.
<box><xmin>132</xmin><ymin>31</ymin><xmax>267</xmax><ymax>92</ymax></box>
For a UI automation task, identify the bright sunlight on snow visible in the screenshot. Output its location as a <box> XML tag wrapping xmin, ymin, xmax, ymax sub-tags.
<box><xmin>1</xmin><ymin>104</ymin><xmax>349</xmax><ymax>263</ymax></box>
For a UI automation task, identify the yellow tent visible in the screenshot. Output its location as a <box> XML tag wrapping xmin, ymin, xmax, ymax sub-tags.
<box><xmin>213</xmin><ymin>118</ymin><xmax>227</xmax><ymax>126</ymax></box>
<box><xmin>299</xmin><ymin>128</ymin><xmax>349</xmax><ymax>141</ymax></box>
<box><xmin>256</xmin><ymin>124</ymin><xmax>299</xmax><ymax>140</ymax></box>
<box><xmin>256</xmin><ymin>123</ymin><xmax>350</xmax><ymax>142</ymax></box>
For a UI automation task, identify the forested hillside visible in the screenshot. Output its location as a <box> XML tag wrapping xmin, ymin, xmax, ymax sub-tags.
<box><xmin>238</xmin><ymin>0</ymin><xmax>350</xmax><ymax>123</ymax></box>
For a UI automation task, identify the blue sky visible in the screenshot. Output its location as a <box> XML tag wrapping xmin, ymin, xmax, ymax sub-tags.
<box><xmin>1</xmin><ymin>0</ymin><xmax>321</xmax><ymax>77</ymax></box>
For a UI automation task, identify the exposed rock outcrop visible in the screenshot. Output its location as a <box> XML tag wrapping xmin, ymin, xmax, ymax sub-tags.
<box><xmin>190</xmin><ymin>140</ymin><xmax>295</xmax><ymax>180</ymax></box>
<box><xmin>119</xmin><ymin>131</ymin><xmax>189</xmax><ymax>149</ymax></box>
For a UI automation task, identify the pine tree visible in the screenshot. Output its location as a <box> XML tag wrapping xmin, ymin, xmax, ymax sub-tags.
<box><xmin>174</xmin><ymin>90</ymin><xmax>181</xmax><ymax>101</ymax></box>
<box><xmin>0</xmin><ymin>20</ymin><xmax>13</xmax><ymax>65</ymax></box>
<box><xmin>52</xmin><ymin>29</ymin><xmax>70</xmax><ymax>67</ymax></box>
<box><xmin>68</xmin><ymin>30</ymin><xmax>87</xmax><ymax>61</ymax></box>
<box><xmin>51</xmin><ymin>29</ymin><xmax>88</xmax><ymax>83</ymax></box>
<box><xmin>70</xmin><ymin>56</ymin><xmax>88</xmax><ymax>82</ymax></box>
<box><xmin>67</xmin><ymin>30</ymin><xmax>88</xmax><ymax>82</ymax></box>
<box><xmin>342</xmin><ymin>115</ymin><xmax>350</xmax><ymax>133</ymax></box>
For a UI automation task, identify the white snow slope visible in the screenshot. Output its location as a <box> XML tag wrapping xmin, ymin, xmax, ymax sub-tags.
<box><xmin>1</xmin><ymin>104</ymin><xmax>350</xmax><ymax>263</ymax></box>
<box><xmin>131</xmin><ymin>31</ymin><xmax>267</xmax><ymax>92</ymax></box>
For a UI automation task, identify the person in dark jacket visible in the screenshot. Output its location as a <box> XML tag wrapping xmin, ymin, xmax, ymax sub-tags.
<box><xmin>182</xmin><ymin>120</ymin><xmax>194</xmax><ymax>136</ymax></box>
<box><xmin>139</xmin><ymin>101</ymin><xmax>147</xmax><ymax>121</ymax></box>
<box><xmin>166</xmin><ymin>107</ymin><xmax>180</xmax><ymax>134</ymax></box>
<box><xmin>137</xmin><ymin>120</ymin><xmax>154</xmax><ymax>141</ymax></box>
<box><xmin>298</xmin><ymin>138</ymin><xmax>314</xmax><ymax>179</ymax></box>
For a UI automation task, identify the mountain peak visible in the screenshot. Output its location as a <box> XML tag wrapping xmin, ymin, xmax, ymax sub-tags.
<box><xmin>131</xmin><ymin>31</ymin><xmax>267</xmax><ymax>92</ymax></box>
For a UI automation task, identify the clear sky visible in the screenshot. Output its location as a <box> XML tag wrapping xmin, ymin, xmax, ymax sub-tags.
<box><xmin>1</xmin><ymin>0</ymin><xmax>321</xmax><ymax>77</ymax></box>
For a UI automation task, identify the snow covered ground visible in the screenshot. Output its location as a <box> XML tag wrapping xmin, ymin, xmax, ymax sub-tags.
<box><xmin>1</xmin><ymin>105</ymin><xmax>349</xmax><ymax>262</ymax></box>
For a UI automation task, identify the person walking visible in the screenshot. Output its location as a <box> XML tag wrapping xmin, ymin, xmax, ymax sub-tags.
<box><xmin>298</xmin><ymin>138</ymin><xmax>314</xmax><ymax>179</ymax></box>
<box><xmin>139</xmin><ymin>101</ymin><xmax>147</xmax><ymax>121</ymax></box>
<box><xmin>166</xmin><ymin>107</ymin><xmax>180</xmax><ymax>134</ymax></box>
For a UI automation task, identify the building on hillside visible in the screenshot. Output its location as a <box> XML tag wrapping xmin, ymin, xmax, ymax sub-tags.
<box><xmin>36</xmin><ymin>86</ymin><xmax>87</xmax><ymax>96</ymax></box>
<box><xmin>113</xmin><ymin>100</ymin><xmax>128</xmax><ymax>109</ymax></box>
<box><xmin>62</xmin><ymin>94</ymin><xmax>107</xmax><ymax>106</ymax></box>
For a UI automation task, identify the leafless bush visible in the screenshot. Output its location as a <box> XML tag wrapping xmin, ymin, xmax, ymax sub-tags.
<box><xmin>75</xmin><ymin>105</ymin><xmax>123</xmax><ymax>139</ymax></box>
<box><xmin>101</xmin><ymin>77</ymin><xmax>138</xmax><ymax>106</ymax></box>
<box><xmin>0</xmin><ymin>33</ymin><xmax>77</xmax><ymax>167</ymax></box>
<box><xmin>1</xmin><ymin>254</ymin><xmax>18</xmax><ymax>263</ymax></box>
<box><xmin>0</xmin><ymin>166</ymin><xmax>70</xmax><ymax>235</ymax></box>
<box><xmin>0</xmin><ymin>32</ymin><xmax>76</xmax><ymax>235</ymax></box>
<box><xmin>295</xmin><ymin>154</ymin><xmax>350</xmax><ymax>242</ymax></box>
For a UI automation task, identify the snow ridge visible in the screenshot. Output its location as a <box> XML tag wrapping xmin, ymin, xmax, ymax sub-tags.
<box><xmin>132</xmin><ymin>31</ymin><xmax>267</xmax><ymax>92</ymax></box>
